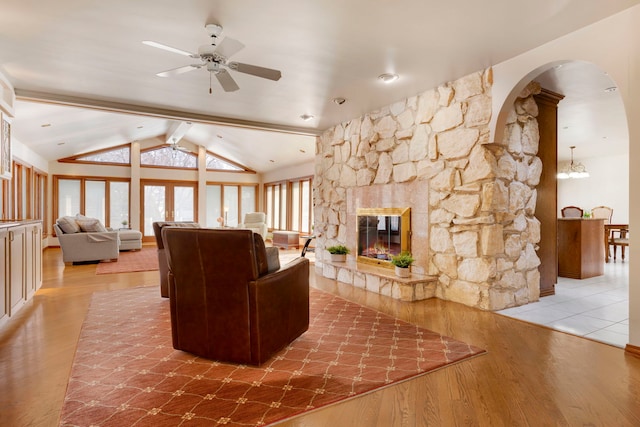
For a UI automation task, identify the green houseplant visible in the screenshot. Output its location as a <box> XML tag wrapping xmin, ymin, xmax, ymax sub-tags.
<box><xmin>390</xmin><ymin>251</ymin><xmax>414</xmax><ymax>277</ymax></box>
<box><xmin>326</xmin><ymin>245</ymin><xmax>350</xmax><ymax>262</ymax></box>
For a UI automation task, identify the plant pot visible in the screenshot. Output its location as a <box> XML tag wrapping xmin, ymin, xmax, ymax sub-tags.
<box><xmin>395</xmin><ymin>266</ymin><xmax>410</xmax><ymax>278</ymax></box>
<box><xmin>330</xmin><ymin>253</ymin><xmax>347</xmax><ymax>262</ymax></box>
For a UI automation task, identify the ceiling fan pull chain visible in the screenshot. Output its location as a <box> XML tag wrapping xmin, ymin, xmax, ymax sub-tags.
<box><xmin>209</xmin><ymin>72</ymin><xmax>212</xmax><ymax>94</ymax></box>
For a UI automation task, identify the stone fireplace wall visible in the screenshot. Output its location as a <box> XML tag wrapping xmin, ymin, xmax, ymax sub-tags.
<box><xmin>313</xmin><ymin>68</ymin><xmax>542</xmax><ymax>310</ymax></box>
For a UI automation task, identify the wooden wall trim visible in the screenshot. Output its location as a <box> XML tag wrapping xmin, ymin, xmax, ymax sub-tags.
<box><xmin>625</xmin><ymin>343</ymin><xmax>640</xmax><ymax>358</ymax></box>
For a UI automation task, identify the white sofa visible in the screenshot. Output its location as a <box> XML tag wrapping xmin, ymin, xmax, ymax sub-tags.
<box><xmin>54</xmin><ymin>219</ymin><xmax>120</xmax><ymax>264</ymax></box>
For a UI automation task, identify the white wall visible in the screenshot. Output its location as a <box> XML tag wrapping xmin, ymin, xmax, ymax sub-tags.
<box><xmin>262</xmin><ymin>160</ymin><xmax>314</xmax><ymax>184</ymax></box>
<box><xmin>12</xmin><ymin>138</ymin><xmax>48</xmax><ymax>173</ymax></box>
<box><xmin>557</xmin><ymin>154</ymin><xmax>628</xmax><ymax>223</ymax></box>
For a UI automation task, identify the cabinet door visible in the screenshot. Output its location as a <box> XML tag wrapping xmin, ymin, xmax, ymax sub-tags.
<box><xmin>24</xmin><ymin>226</ymin><xmax>34</xmax><ymax>298</ymax></box>
<box><xmin>9</xmin><ymin>227</ymin><xmax>26</xmax><ymax>314</ymax></box>
<box><xmin>33</xmin><ymin>224</ymin><xmax>42</xmax><ymax>291</ymax></box>
<box><xmin>0</xmin><ymin>230</ymin><xmax>8</xmax><ymax>322</ymax></box>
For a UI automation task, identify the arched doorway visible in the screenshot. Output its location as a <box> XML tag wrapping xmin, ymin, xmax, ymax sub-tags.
<box><xmin>495</xmin><ymin>60</ymin><xmax>630</xmax><ymax>347</ymax></box>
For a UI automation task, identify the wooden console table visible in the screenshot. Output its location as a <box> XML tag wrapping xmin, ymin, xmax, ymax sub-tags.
<box><xmin>557</xmin><ymin>218</ymin><xmax>604</xmax><ymax>279</ymax></box>
<box><xmin>272</xmin><ymin>231</ymin><xmax>300</xmax><ymax>249</ymax></box>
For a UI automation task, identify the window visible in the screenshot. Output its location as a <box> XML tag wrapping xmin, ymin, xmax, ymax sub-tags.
<box><xmin>264</xmin><ymin>176</ymin><xmax>313</xmax><ymax>233</ymax></box>
<box><xmin>205</xmin><ymin>152</ymin><xmax>248</xmax><ymax>171</ymax></box>
<box><xmin>110</xmin><ymin>181</ymin><xmax>130</xmax><ymax>226</ymax></box>
<box><xmin>85</xmin><ymin>181</ymin><xmax>106</xmax><ymax>224</ymax></box>
<box><xmin>54</xmin><ymin>176</ymin><xmax>130</xmax><ymax>228</ymax></box>
<box><xmin>205</xmin><ymin>183</ymin><xmax>258</xmax><ymax>227</ymax></box>
<box><xmin>141</xmin><ymin>146</ymin><xmax>197</xmax><ymax>169</ymax></box>
<box><xmin>59</xmin><ymin>144</ymin><xmax>131</xmax><ymax>165</ymax></box>
<box><xmin>0</xmin><ymin>160</ymin><xmax>47</xmax><ymax>225</ymax></box>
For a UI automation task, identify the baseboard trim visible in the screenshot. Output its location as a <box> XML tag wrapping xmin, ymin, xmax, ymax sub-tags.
<box><xmin>625</xmin><ymin>343</ymin><xmax>640</xmax><ymax>358</ymax></box>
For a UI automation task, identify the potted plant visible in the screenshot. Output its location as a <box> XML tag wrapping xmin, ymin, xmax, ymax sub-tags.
<box><xmin>390</xmin><ymin>251</ymin><xmax>414</xmax><ymax>278</ymax></box>
<box><xmin>121</xmin><ymin>219</ymin><xmax>129</xmax><ymax>229</ymax></box>
<box><xmin>326</xmin><ymin>245</ymin><xmax>350</xmax><ymax>262</ymax></box>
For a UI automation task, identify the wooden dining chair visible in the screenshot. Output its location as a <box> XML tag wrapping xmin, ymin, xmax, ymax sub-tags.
<box><xmin>592</xmin><ymin>206</ymin><xmax>613</xmax><ymax>224</ymax></box>
<box><xmin>611</xmin><ymin>227</ymin><xmax>630</xmax><ymax>261</ymax></box>
<box><xmin>561</xmin><ymin>206</ymin><xmax>583</xmax><ymax>218</ymax></box>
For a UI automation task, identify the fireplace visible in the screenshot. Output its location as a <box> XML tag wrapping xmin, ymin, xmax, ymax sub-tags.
<box><xmin>357</xmin><ymin>207</ymin><xmax>411</xmax><ymax>268</ymax></box>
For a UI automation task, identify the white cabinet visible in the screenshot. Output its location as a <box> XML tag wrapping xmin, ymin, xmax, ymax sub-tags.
<box><xmin>0</xmin><ymin>228</ymin><xmax>8</xmax><ymax>323</ymax></box>
<box><xmin>0</xmin><ymin>221</ymin><xmax>43</xmax><ymax>323</ymax></box>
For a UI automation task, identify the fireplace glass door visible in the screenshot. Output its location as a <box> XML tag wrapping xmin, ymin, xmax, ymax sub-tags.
<box><xmin>357</xmin><ymin>207</ymin><xmax>410</xmax><ymax>267</ymax></box>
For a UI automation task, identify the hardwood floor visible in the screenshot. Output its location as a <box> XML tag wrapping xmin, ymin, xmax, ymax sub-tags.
<box><xmin>1</xmin><ymin>247</ymin><xmax>640</xmax><ymax>426</ymax></box>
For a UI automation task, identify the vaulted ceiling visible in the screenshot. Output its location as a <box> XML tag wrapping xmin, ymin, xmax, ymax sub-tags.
<box><xmin>1</xmin><ymin>0</ymin><xmax>636</xmax><ymax>171</ymax></box>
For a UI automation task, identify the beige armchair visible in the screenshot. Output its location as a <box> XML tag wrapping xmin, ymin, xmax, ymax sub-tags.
<box><xmin>238</xmin><ymin>212</ymin><xmax>268</xmax><ymax>240</ymax></box>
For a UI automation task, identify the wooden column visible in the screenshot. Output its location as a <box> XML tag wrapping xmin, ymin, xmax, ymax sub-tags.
<box><xmin>534</xmin><ymin>88</ymin><xmax>564</xmax><ymax>297</ymax></box>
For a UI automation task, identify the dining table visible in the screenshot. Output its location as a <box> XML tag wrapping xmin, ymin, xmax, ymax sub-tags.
<box><xmin>605</xmin><ymin>223</ymin><xmax>629</xmax><ymax>262</ymax></box>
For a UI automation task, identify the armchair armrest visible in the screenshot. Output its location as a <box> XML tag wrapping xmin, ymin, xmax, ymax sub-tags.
<box><xmin>248</xmin><ymin>257</ymin><xmax>310</xmax><ymax>363</ymax></box>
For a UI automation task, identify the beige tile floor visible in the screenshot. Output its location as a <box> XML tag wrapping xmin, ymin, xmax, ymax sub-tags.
<box><xmin>497</xmin><ymin>259</ymin><xmax>629</xmax><ymax>348</ymax></box>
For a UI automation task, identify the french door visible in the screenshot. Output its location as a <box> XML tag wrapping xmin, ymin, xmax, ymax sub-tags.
<box><xmin>141</xmin><ymin>180</ymin><xmax>197</xmax><ymax>242</ymax></box>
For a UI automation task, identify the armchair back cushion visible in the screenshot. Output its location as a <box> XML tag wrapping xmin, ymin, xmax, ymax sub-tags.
<box><xmin>162</xmin><ymin>228</ymin><xmax>309</xmax><ymax>365</ymax></box>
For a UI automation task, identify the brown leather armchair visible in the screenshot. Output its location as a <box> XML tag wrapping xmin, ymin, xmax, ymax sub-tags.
<box><xmin>161</xmin><ymin>227</ymin><xmax>310</xmax><ymax>365</ymax></box>
<box><xmin>153</xmin><ymin>221</ymin><xmax>200</xmax><ymax>297</ymax></box>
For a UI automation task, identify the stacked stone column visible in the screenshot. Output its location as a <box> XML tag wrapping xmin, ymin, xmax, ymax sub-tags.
<box><xmin>314</xmin><ymin>69</ymin><xmax>542</xmax><ymax>310</ymax></box>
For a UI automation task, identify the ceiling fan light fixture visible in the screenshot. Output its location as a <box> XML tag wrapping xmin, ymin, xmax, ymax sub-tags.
<box><xmin>378</xmin><ymin>73</ymin><xmax>399</xmax><ymax>84</ymax></box>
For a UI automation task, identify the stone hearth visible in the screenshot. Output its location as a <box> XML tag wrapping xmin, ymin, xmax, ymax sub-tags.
<box><xmin>321</xmin><ymin>259</ymin><xmax>437</xmax><ymax>302</ymax></box>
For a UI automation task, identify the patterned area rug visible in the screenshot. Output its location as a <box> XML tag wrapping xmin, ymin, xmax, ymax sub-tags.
<box><xmin>96</xmin><ymin>248</ymin><xmax>159</xmax><ymax>274</ymax></box>
<box><xmin>60</xmin><ymin>286</ymin><xmax>485</xmax><ymax>426</ymax></box>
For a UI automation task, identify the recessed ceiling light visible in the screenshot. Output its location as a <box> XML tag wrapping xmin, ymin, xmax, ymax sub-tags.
<box><xmin>300</xmin><ymin>114</ymin><xmax>314</xmax><ymax>121</ymax></box>
<box><xmin>216</xmin><ymin>134</ymin><xmax>223</xmax><ymax>138</ymax></box>
<box><xmin>332</xmin><ymin>97</ymin><xmax>346</xmax><ymax>105</ymax></box>
<box><xmin>41</xmin><ymin>123</ymin><xmax>51</xmax><ymax>127</ymax></box>
<box><xmin>604</xmin><ymin>86</ymin><xmax>618</xmax><ymax>93</ymax></box>
<box><xmin>378</xmin><ymin>73</ymin><xmax>399</xmax><ymax>83</ymax></box>
<box><xmin>57</xmin><ymin>142</ymin><xmax>65</xmax><ymax>145</ymax></box>
<box><xmin>299</xmin><ymin>149</ymin><xmax>306</xmax><ymax>153</ymax></box>
<box><xmin>269</xmin><ymin>159</ymin><xmax>275</xmax><ymax>163</ymax></box>
<box><xmin>137</xmin><ymin>125</ymin><xmax>144</xmax><ymax>129</ymax></box>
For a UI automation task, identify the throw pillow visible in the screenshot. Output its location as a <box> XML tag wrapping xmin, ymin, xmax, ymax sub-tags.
<box><xmin>77</xmin><ymin>218</ymin><xmax>107</xmax><ymax>232</ymax></box>
<box><xmin>57</xmin><ymin>216</ymin><xmax>80</xmax><ymax>234</ymax></box>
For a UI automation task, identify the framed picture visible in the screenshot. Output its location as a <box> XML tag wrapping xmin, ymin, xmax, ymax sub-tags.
<box><xmin>0</xmin><ymin>112</ymin><xmax>11</xmax><ymax>179</ymax></box>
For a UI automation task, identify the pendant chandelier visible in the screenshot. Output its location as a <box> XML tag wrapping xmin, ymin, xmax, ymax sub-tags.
<box><xmin>557</xmin><ymin>145</ymin><xmax>589</xmax><ymax>179</ymax></box>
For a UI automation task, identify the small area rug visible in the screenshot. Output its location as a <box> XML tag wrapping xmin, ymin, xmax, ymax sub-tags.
<box><xmin>96</xmin><ymin>248</ymin><xmax>158</xmax><ymax>275</ymax></box>
<box><xmin>60</xmin><ymin>286</ymin><xmax>485</xmax><ymax>426</ymax></box>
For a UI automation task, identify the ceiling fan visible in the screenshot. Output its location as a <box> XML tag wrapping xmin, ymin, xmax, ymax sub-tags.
<box><xmin>143</xmin><ymin>23</ymin><xmax>282</xmax><ymax>93</ymax></box>
<box><xmin>168</xmin><ymin>140</ymin><xmax>189</xmax><ymax>152</ymax></box>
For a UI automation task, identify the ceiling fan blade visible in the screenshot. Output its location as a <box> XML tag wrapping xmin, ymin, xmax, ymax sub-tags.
<box><xmin>227</xmin><ymin>62</ymin><xmax>282</xmax><ymax>81</ymax></box>
<box><xmin>215</xmin><ymin>69</ymin><xmax>240</xmax><ymax>92</ymax></box>
<box><xmin>156</xmin><ymin>64</ymin><xmax>201</xmax><ymax>77</ymax></box>
<box><xmin>215</xmin><ymin>37</ymin><xmax>245</xmax><ymax>58</ymax></box>
<box><xmin>142</xmin><ymin>40</ymin><xmax>199</xmax><ymax>58</ymax></box>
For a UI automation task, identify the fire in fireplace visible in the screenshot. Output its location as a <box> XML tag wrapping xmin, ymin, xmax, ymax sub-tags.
<box><xmin>357</xmin><ymin>207</ymin><xmax>411</xmax><ymax>268</ymax></box>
